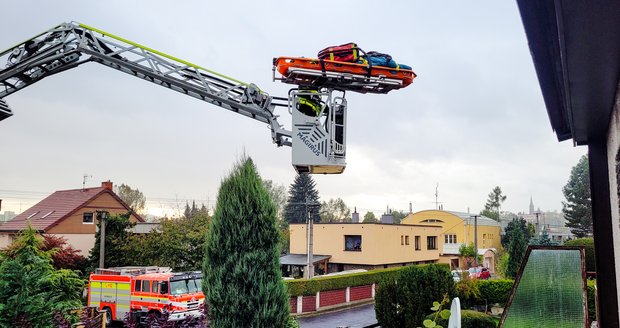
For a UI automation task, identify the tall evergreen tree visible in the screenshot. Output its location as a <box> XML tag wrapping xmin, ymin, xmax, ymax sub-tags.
<box><xmin>501</xmin><ymin>217</ymin><xmax>531</xmax><ymax>248</ymax></box>
<box><xmin>562</xmin><ymin>155</ymin><xmax>593</xmax><ymax>237</ymax></box>
<box><xmin>283</xmin><ymin>174</ymin><xmax>321</xmax><ymax>224</ymax></box>
<box><xmin>203</xmin><ymin>157</ymin><xmax>289</xmax><ymax>328</ymax></box>
<box><xmin>506</xmin><ymin>222</ymin><xmax>528</xmax><ymax>279</ymax></box>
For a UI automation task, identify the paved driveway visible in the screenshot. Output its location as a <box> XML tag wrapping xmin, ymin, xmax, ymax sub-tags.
<box><xmin>298</xmin><ymin>303</ymin><xmax>378</xmax><ymax>328</ymax></box>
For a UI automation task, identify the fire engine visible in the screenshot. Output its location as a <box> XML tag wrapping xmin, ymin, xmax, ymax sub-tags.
<box><xmin>88</xmin><ymin>266</ymin><xmax>205</xmax><ymax>324</ymax></box>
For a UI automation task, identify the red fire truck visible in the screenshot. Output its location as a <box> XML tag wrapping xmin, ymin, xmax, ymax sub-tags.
<box><xmin>88</xmin><ymin>266</ymin><xmax>205</xmax><ymax>324</ymax></box>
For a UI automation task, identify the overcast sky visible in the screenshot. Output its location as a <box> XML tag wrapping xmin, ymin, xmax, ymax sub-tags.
<box><xmin>0</xmin><ymin>1</ymin><xmax>586</xmax><ymax>217</ymax></box>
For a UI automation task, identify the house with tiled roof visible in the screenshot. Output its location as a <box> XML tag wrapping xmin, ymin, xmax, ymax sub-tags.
<box><xmin>0</xmin><ymin>181</ymin><xmax>144</xmax><ymax>255</ymax></box>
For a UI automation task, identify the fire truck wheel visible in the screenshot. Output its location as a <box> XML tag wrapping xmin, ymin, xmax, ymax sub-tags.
<box><xmin>103</xmin><ymin>307</ymin><xmax>112</xmax><ymax>325</ymax></box>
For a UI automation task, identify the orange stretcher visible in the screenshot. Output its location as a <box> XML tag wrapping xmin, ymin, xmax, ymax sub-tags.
<box><xmin>273</xmin><ymin>56</ymin><xmax>416</xmax><ymax>94</ymax></box>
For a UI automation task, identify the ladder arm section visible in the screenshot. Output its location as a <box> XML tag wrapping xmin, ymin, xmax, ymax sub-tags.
<box><xmin>0</xmin><ymin>22</ymin><xmax>291</xmax><ymax>146</ymax></box>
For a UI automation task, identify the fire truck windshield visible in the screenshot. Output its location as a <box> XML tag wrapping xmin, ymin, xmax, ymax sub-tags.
<box><xmin>169</xmin><ymin>278</ymin><xmax>202</xmax><ymax>295</ymax></box>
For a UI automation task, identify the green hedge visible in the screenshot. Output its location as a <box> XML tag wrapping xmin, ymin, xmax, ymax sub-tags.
<box><xmin>477</xmin><ymin>279</ymin><xmax>514</xmax><ymax>306</ymax></box>
<box><xmin>375</xmin><ymin>264</ymin><xmax>454</xmax><ymax>328</ymax></box>
<box><xmin>428</xmin><ymin>310</ymin><xmax>496</xmax><ymax>328</ymax></box>
<box><xmin>285</xmin><ymin>266</ymin><xmax>404</xmax><ymax>296</ymax></box>
<box><xmin>563</xmin><ymin>238</ymin><xmax>595</xmax><ymax>272</ymax></box>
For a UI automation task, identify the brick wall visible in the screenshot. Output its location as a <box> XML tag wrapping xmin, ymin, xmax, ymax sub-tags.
<box><xmin>291</xmin><ymin>284</ymin><xmax>375</xmax><ymax>314</ymax></box>
<box><xmin>319</xmin><ymin>289</ymin><xmax>346</xmax><ymax>307</ymax></box>
<box><xmin>350</xmin><ymin>285</ymin><xmax>372</xmax><ymax>301</ymax></box>
<box><xmin>301</xmin><ymin>295</ymin><xmax>316</xmax><ymax>313</ymax></box>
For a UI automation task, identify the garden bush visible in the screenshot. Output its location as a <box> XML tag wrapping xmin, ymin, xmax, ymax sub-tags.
<box><xmin>374</xmin><ymin>263</ymin><xmax>454</xmax><ymax>328</ymax></box>
<box><xmin>454</xmin><ymin>278</ymin><xmax>481</xmax><ymax>308</ymax></box>
<box><xmin>455</xmin><ymin>279</ymin><xmax>514</xmax><ymax>308</ymax></box>
<box><xmin>563</xmin><ymin>238</ymin><xmax>595</xmax><ymax>272</ymax></box>
<box><xmin>587</xmin><ymin>279</ymin><xmax>596</xmax><ymax>325</ymax></box>
<box><xmin>477</xmin><ymin>279</ymin><xmax>514</xmax><ymax>306</ymax></box>
<box><xmin>428</xmin><ymin>310</ymin><xmax>496</xmax><ymax>328</ymax></box>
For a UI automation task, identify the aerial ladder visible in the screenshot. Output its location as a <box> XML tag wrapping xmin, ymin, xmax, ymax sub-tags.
<box><xmin>0</xmin><ymin>22</ymin><xmax>414</xmax><ymax>174</ymax></box>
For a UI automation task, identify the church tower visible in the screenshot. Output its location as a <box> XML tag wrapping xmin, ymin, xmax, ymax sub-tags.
<box><xmin>529</xmin><ymin>196</ymin><xmax>535</xmax><ymax>215</ymax></box>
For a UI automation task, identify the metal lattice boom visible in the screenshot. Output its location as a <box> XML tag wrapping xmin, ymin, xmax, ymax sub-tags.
<box><xmin>0</xmin><ymin>22</ymin><xmax>292</xmax><ymax>146</ymax></box>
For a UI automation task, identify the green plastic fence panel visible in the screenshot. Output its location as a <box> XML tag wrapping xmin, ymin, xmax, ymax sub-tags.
<box><xmin>500</xmin><ymin>247</ymin><xmax>587</xmax><ymax>328</ymax></box>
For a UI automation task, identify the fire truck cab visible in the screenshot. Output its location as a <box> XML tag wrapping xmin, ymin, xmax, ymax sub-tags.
<box><xmin>88</xmin><ymin>266</ymin><xmax>205</xmax><ymax>324</ymax></box>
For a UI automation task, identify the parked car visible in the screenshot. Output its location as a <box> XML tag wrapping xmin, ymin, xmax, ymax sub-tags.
<box><xmin>451</xmin><ymin>269</ymin><xmax>463</xmax><ymax>282</ymax></box>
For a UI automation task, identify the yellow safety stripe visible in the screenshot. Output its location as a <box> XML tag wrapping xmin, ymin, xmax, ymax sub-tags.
<box><xmin>132</xmin><ymin>295</ymin><xmax>170</xmax><ymax>301</ymax></box>
<box><xmin>77</xmin><ymin>22</ymin><xmax>249</xmax><ymax>87</ymax></box>
<box><xmin>91</xmin><ymin>282</ymin><xmax>101</xmax><ymax>288</ymax></box>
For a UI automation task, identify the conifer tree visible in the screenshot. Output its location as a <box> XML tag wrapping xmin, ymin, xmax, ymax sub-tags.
<box><xmin>203</xmin><ymin>157</ymin><xmax>289</xmax><ymax>328</ymax></box>
<box><xmin>562</xmin><ymin>155</ymin><xmax>593</xmax><ymax>237</ymax></box>
<box><xmin>284</xmin><ymin>174</ymin><xmax>321</xmax><ymax>224</ymax></box>
<box><xmin>506</xmin><ymin>224</ymin><xmax>528</xmax><ymax>279</ymax></box>
<box><xmin>0</xmin><ymin>225</ymin><xmax>84</xmax><ymax>326</ymax></box>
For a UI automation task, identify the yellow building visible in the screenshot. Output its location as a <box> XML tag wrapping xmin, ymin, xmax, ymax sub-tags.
<box><xmin>401</xmin><ymin>210</ymin><xmax>502</xmax><ymax>270</ymax></box>
<box><xmin>288</xmin><ymin>223</ymin><xmax>442</xmax><ymax>274</ymax></box>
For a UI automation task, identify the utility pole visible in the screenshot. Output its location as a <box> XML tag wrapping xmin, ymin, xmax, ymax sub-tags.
<box><xmin>471</xmin><ymin>215</ymin><xmax>480</xmax><ymax>267</ymax></box>
<box><xmin>98</xmin><ymin>211</ymin><xmax>108</xmax><ymax>269</ymax></box>
<box><xmin>303</xmin><ymin>187</ymin><xmax>320</xmax><ymax>279</ymax></box>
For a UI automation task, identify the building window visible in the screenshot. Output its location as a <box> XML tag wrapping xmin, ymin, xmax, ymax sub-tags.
<box><xmin>415</xmin><ymin>236</ymin><xmax>421</xmax><ymax>250</ymax></box>
<box><xmin>405</xmin><ymin>236</ymin><xmax>410</xmax><ymax>245</ymax></box>
<box><xmin>444</xmin><ymin>234</ymin><xmax>457</xmax><ymax>244</ymax></box>
<box><xmin>401</xmin><ymin>235</ymin><xmax>404</xmax><ymax>245</ymax></box>
<box><xmin>421</xmin><ymin>219</ymin><xmax>444</xmax><ymax>223</ymax></box>
<box><xmin>427</xmin><ymin>236</ymin><xmax>437</xmax><ymax>250</ymax></box>
<box><xmin>83</xmin><ymin>212</ymin><xmax>94</xmax><ymax>224</ymax></box>
<box><xmin>345</xmin><ymin>235</ymin><xmax>362</xmax><ymax>251</ymax></box>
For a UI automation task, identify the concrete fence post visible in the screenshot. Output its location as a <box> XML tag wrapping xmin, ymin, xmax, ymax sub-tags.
<box><xmin>297</xmin><ymin>296</ymin><xmax>303</xmax><ymax>314</ymax></box>
<box><xmin>346</xmin><ymin>286</ymin><xmax>351</xmax><ymax>303</ymax></box>
<box><xmin>316</xmin><ymin>291</ymin><xmax>320</xmax><ymax>310</ymax></box>
<box><xmin>372</xmin><ymin>283</ymin><xmax>376</xmax><ymax>298</ymax></box>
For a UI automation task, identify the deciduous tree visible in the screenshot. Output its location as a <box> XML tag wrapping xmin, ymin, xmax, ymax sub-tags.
<box><xmin>284</xmin><ymin>174</ymin><xmax>321</xmax><ymax>224</ymax></box>
<box><xmin>203</xmin><ymin>157</ymin><xmax>289</xmax><ymax>327</ymax></box>
<box><xmin>263</xmin><ymin>179</ymin><xmax>288</xmax><ymax>222</ymax></box>
<box><xmin>88</xmin><ymin>212</ymin><xmax>135</xmax><ymax>270</ymax></box>
<box><xmin>114</xmin><ymin>183</ymin><xmax>146</xmax><ymax>213</ymax></box>
<box><xmin>319</xmin><ymin>198</ymin><xmax>351</xmax><ymax>223</ymax></box>
<box><xmin>363</xmin><ymin>211</ymin><xmax>378</xmax><ymax>223</ymax></box>
<box><xmin>562</xmin><ymin>155</ymin><xmax>593</xmax><ymax>237</ymax></box>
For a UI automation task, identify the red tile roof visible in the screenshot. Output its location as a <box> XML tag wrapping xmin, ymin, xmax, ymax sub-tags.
<box><xmin>0</xmin><ymin>186</ymin><xmax>143</xmax><ymax>232</ymax></box>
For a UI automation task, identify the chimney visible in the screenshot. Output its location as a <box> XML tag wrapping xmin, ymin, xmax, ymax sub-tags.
<box><xmin>101</xmin><ymin>181</ymin><xmax>113</xmax><ymax>191</ymax></box>
<box><xmin>351</xmin><ymin>206</ymin><xmax>359</xmax><ymax>223</ymax></box>
<box><xmin>0</xmin><ymin>199</ymin><xmax>2</xmax><ymax>212</ymax></box>
<box><xmin>409</xmin><ymin>201</ymin><xmax>412</xmax><ymax>214</ymax></box>
<box><xmin>380</xmin><ymin>213</ymin><xmax>394</xmax><ymax>224</ymax></box>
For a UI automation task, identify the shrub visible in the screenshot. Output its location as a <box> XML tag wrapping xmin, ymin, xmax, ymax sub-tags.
<box><xmin>587</xmin><ymin>279</ymin><xmax>596</xmax><ymax>325</ymax></box>
<box><xmin>454</xmin><ymin>278</ymin><xmax>481</xmax><ymax>308</ymax></box>
<box><xmin>429</xmin><ymin>310</ymin><xmax>496</xmax><ymax>328</ymax></box>
<box><xmin>477</xmin><ymin>279</ymin><xmax>514</xmax><ymax>306</ymax></box>
<box><xmin>563</xmin><ymin>238</ymin><xmax>595</xmax><ymax>272</ymax></box>
<box><xmin>375</xmin><ymin>264</ymin><xmax>454</xmax><ymax>328</ymax></box>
